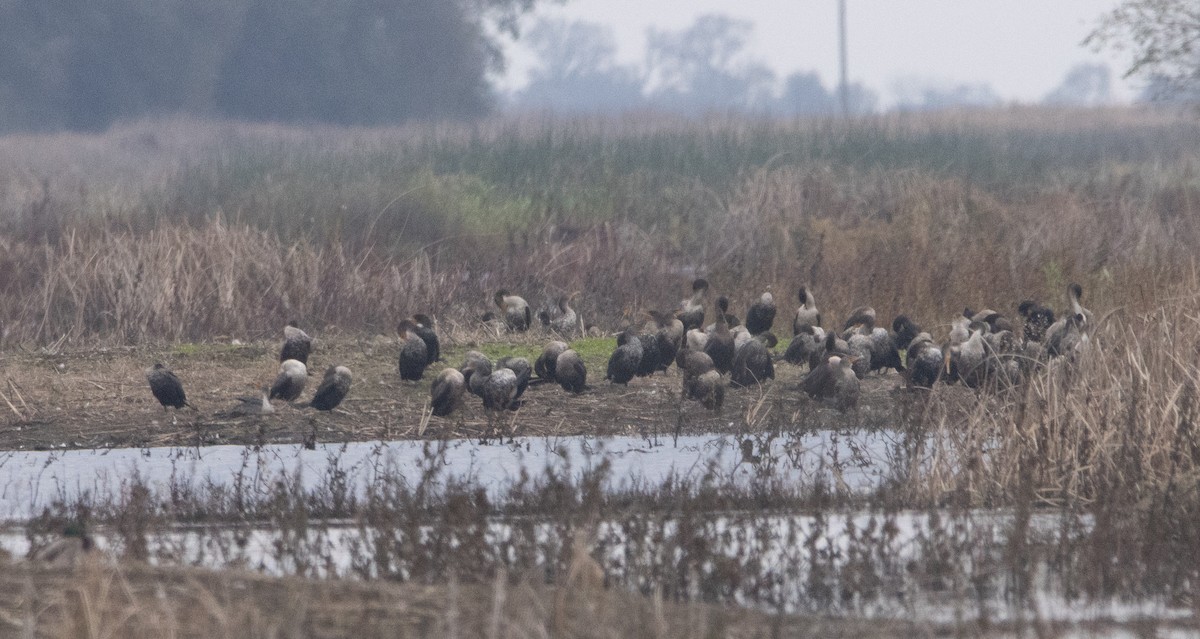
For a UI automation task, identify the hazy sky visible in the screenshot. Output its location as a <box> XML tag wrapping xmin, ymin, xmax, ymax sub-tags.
<box><xmin>499</xmin><ymin>0</ymin><xmax>1138</xmax><ymax>105</ymax></box>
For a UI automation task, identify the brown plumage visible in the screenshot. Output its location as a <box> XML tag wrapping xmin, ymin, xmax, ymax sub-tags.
<box><xmin>555</xmin><ymin>349</ymin><xmax>587</xmax><ymax>393</ymax></box>
<box><xmin>801</xmin><ymin>355</ymin><xmax>860</xmax><ymax>411</ymax></box>
<box><xmin>431</xmin><ymin>368</ymin><xmax>466</xmax><ymax>417</ymax></box>
<box><xmin>494</xmin><ymin>290</ymin><xmax>532</xmax><ymax>332</ymax></box>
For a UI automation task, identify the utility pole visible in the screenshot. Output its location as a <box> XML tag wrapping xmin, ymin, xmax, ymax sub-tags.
<box><xmin>838</xmin><ymin>0</ymin><xmax>849</xmax><ymax>116</ymax></box>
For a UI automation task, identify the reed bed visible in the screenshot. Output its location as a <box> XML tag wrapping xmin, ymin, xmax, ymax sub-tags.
<box><xmin>1</xmin><ymin>108</ymin><xmax>1199</xmax><ymax>345</ymax></box>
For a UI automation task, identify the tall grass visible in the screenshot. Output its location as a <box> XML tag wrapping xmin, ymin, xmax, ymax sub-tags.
<box><xmin>1</xmin><ymin>108</ymin><xmax>1199</xmax><ymax>345</ymax></box>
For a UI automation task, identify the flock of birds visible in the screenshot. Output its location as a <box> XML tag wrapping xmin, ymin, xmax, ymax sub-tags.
<box><xmin>144</xmin><ymin>278</ymin><xmax>1095</xmax><ymax>420</ymax></box>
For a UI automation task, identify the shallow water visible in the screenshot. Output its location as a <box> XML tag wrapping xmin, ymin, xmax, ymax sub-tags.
<box><xmin>0</xmin><ymin>430</ymin><xmax>902</xmax><ymax>519</ymax></box>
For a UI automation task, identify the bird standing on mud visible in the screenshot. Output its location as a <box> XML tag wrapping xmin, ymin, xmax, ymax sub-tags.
<box><xmin>280</xmin><ymin>321</ymin><xmax>312</xmax><ymax>365</ymax></box>
<box><xmin>536</xmin><ymin>341</ymin><xmax>570</xmax><ymax>381</ymax></box>
<box><xmin>411</xmin><ymin>313</ymin><xmax>441</xmax><ymax>364</ymax></box>
<box><xmin>397</xmin><ymin>319</ymin><xmax>430</xmax><ymax>381</ymax></box>
<box><xmin>430</xmin><ymin>368</ymin><xmax>466</xmax><ymax>417</ymax></box>
<box><xmin>680</xmin><ymin>349</ymin><xmax>725</xmax><ymax>410</ymax></box>
<box><xmin>606</xmin><ymin>329</ymin><xmax>643</xmax><ymax>385</ymax></box>
<box><xmin>801</xmin><ymin>354</ymin><xmax>860</xmax><ymax>412</ymax></box>
<box><xmin>730</xmin><ymin>328</ymin><xmax>775</xmax><ymax>388</ymax></box>
<box><xmin>745</xmin><ymin>291</ymin><xmax>776</xmax><ymax>336</ymax></box>
<box><xmin>308</xmin><ymin>365</ymin><xmax>352</xmax><ymax>411</ymax></box>
<box><xmin>554</xmin><ymin>349</ymin><xmax>587</xmax><ymax>393</ymax></box>
<box><xmin>793</xmin><ymin>286</ymin><xmax>821</xmax><ymax>335</ymax></box>
<box><xmin>494</xmin><ymin>290</ymin><xmax>533</xmax><ymax>332</ymax></box>
<box><xmin>146</xmin><ymin>363</ymin><xmax>191</xmax><ymax>413</ymax></box>
<box><xmin>270</xmin><ymin>359</ymin><xmax>308</xmax><ymax>401</ymax></box>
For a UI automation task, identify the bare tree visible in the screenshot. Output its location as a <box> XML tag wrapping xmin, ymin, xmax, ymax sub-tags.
<box><xmin>1086</xmin><ymin>0</ymin><xmax>1200</xmax><ymax>100</ymax></box>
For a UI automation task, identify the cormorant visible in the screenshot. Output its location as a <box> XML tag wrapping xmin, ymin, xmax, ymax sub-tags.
<box><xmin>842</xmin><ymin>306</ymin><xmax>876</xmax><ymax>332</ymax></box>
<box><xmin>550</xmin><ymin>294</ymin><xmax>579</xmax><ymax>335</ymax></box>
<box><xmin>703</xmin><ymin>313</ymin><xmax>736</xmax><ymax>375</ymax></box>
<box><xmin>648</xmin><ymin>310</ymin><xmax>684</xmax><ymax>372</ymax></box>
<box><xmin>731</xmin><ymin>328</ymin><xmax>775</xmax><ymax>388</ymax></box>
<box><xmin>891</xmin><ymin>316</ymin><xmax>921</xmax><ymax>351</ymax></box>
<box><xmin>809</xmin><ymin>331</ymin><xmax>850</xmax><ymax>371</ymax></box>
<box><xmin>801</xmin><ymin>355</ymin><xmax>860</xmax><ymax>412</ymax></box>
<box><xmin>947</xmin><ymin>324</ymin><xmax>987</xmax><ymax>388</ymax></box>
<box><xmin>784</xmin><ymin>325</ymin><xmax>826</xmax><ymax>369</ymax></box>
<box><xmin>555</xmin><ymin>349</ymin><xmax>587</xmax><ymax>393</ymax></box>
<box><xmin>606</xmin><ymin>330</ymin><xmax>643</xmax><ymax>385</ymax></box>
<box><xmin>146</xmin><ymin>363</ymin><xmax>190</xmax><ymax>412</ymax></box>
<box><xmin>463</xmin><ymin>359</ymin><xmax>520</xmax><ymax>410</ymax></box>
<box><xmin>680</xmin><ymin>350</ymin><xmax>724</xmax><ymax>410</ymax></box>
<box><xmin>745</xmin><ymin>292</ymin><xmax>776</xmax><ymax>336</ymax></box>
<box><xmin>1018</xmin><ymin>300</ymin><xmax>1056</xmax><ymax>343</ymax></box>
<box><xmin>411</xmin><ymin>313</ymin><xmax>441</xmax><ymax>364</ymax></box>
<box><xmin>635</xmin><ymin>328</ymin><xmax>663</xmax><ymax>377</ymax></box>
<box><xmin>431</xmin><ymin>368</ymin><xmax>466</xmax><ymax>417</ymax></box>
<box><xmin>270</xmin><ymin>359</ymin><xmax>307</xmax><ymax>401</ymax></box>
<box><xmin>1044</xmin><ymin>283</ymin><xmax>1093</xmax><ymax>358</ymax></box>
<box><xmin>494</xmin><ymin>289</ymin><xmax>533</xmax><ymax>332</ymax></box>
<box><xmin>308</xmin><ymin>365</ymin><xmax>352</xmax><ymax>411</ymax></box>
<box><xmin>706</xmin><ymin>296</ymin><xmax>740</xmax><ymax>332</ymax></box>
<box><xmin>905</xmin><ymin>333</ymin><xmax>943</xmax><ymax>389</ymax></box>
<box><xmin>496</xmin><ymin>356</ymin><xmax>533</xmax><ymax>400</ymax></box>
<box><xmin>397</xmin><ymin>319</ymin><xmax>429</xmax><ymax>381</ymax></box>
<box><xmin>536</xmin><ymin>341</ymin><xmax>570</xmax><ymax>381</ymax></box>
<box><xmin>793</xmin><ymin>286</ymin><xmax>821</xmax><ymax>335</ymax></box>
<box><xmin>280</xmin><ymin>321</ymin><xmax>312</xmax><ymax>364</ymax></box>
<box><xmin>677</xmin><ymin>279</ymin><xmax>709</xmax><ymax>332</ymax></box>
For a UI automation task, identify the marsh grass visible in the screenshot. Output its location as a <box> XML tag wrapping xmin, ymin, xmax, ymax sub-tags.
<box><xmin>1</xmin><ymin>109</ymin><xmax>1199</xmax><ymax>345</ymax></box>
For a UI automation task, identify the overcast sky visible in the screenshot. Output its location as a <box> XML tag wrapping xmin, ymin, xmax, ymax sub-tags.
<box><xmin>499</xmin><ymin>0</ymin><xmax>1138</xmax><ymax>106</ymax></box>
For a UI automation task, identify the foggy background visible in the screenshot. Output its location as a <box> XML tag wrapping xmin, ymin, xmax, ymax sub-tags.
<box><xmin>0</xmin><ymin>0</ymin><xmax>1176</xmax><ymax>133</ymax></box>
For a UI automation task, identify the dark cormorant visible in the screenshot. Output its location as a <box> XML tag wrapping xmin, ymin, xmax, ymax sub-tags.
<box><xmin>1018</xmin><ymin>300</ymin><xmax>1056</xmax><ymax>343</ymax></box>
<box><xmin>463</xmin><ymin>359</ymin><xmax>520</xmax><ymax>410</ymax></box>
<box><xmin>891</xmin><ymin>316</ymin><xmax>921</xmax><ymax>351</ymax></box>
<box><xmin>676</xmin><ymin>278</ymin><xmax>709</xmax><ymax>331</ymax></box>
<box><xmin>706</xmin><ymin>296</ymin><xmax>740</xmax><ymax>332</ymax></box>
<box><xmin>648</xmin><ymin>311</ymin><xmax>684</xmax><ymax>372</ymax></box>
<box><xmin>269</xmin><ymin>359</ymin><xmax>307</xmax><ymax>401</ymax></box>
<box><xmin>635</xmin><ymin>329</ymin><xmax>663</xmax><ymax>377</ymax></box>
<box><xmin>397</xmin><ymin>319</ymin><xmax>429</xmax><ymax>381</ymax></box>
<box><xmin>793</xmin><ymin>286</ymin><xmax>821</xmax><ymax>335</ymax></box>
<box><xmin>842</xmin><ymin>306</ymin><xmax>876</xmax><ymax>332</ymax></box>
<box><xmin>431</xmin><ymin>368</ymin><xmax>466</xmax><ymax>417</ymax></box>
<box><xmin>496</xmin><ymin>356</ymin><xmax>533</xmax><ymax>400</ymax></box>
<box><xmin>801</xmin><ymin>355</ymin><xmax>860</xmax><ymax>412</ymax></box>
<box><xmin>905</xmin><ymin>333</ymin><xmax>943</xmax><ymax>389</ymax></box>
<box><xmin>809</xmin><ymin>330</ymin><xmax>850</xmax><ymax>371</ymax></box>
<box><xmin>146</xmin><ymin>363</ymin><xmax>190</xmax><ymax>412</ymax></box>
<box><xmin>703</xmin><ymin>314</ymin><xmax>736</xmax><ymax>375</ymax></box>
<box><xmin>745</xmin><ymin>292</ymin><xmax>776</xmax><ymax>336</ymax></box>
<box><xmin>555</xmin><ymin>349</ymin><xmax>587</xmax><ymax>393</ymax></box>
<box><xmin>536</xmin><ymin>341</ymin><xmax>570</xmax><ymax>381</ymax></box>
<box><xmin>680</xmin><ymin>350</ymin><xmax>724</xmax><ymax>410</ymax></box>
<box><xmin>309</xmin><ymin>365</ymin><xmax>352</xmax><ymax>411</ymax></box>
<box><xmin>731</xmin><ymin>329</ymin><xmax>775</xmax><ymax>388</ymax></box>
<box><xmin>280</xmin><ymin>322</ymin><xmax>312</xmax><ymax>364</ymax></box>
<box><xmin>947</xmin><ymin>324</ymin><xmax>987</xmax><ymax>388</ymax></box>
<box><xmin>411</xmin><ymin>313</ymin><xmax>441</xmax><ymax>364</ymax></box>
<box><xmin>784</xmin><ymin>325</ymin><xmax>825</xmax><ymax>368</ymax></box>
<box><xmin>494</xmin><ymin>290</ymin><xmax>533</xmax><ymax>332</ymax></box>
<box><xmin>606</xmin><ymin>330</ymin><xmax>643</xmax><ymax>385</ymax></box>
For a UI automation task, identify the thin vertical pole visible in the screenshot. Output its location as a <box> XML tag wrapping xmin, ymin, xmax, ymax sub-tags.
<box><xmin>838</xmin><ymin>0</ymin><xmax>849</xmax><ymax>116</ymax></box>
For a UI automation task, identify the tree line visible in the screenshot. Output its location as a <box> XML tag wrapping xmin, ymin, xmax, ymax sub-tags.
<box><xmin>0</xmin><ymin>0</ymin><xmax>539</xmax><ymax>132</ymax></box>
